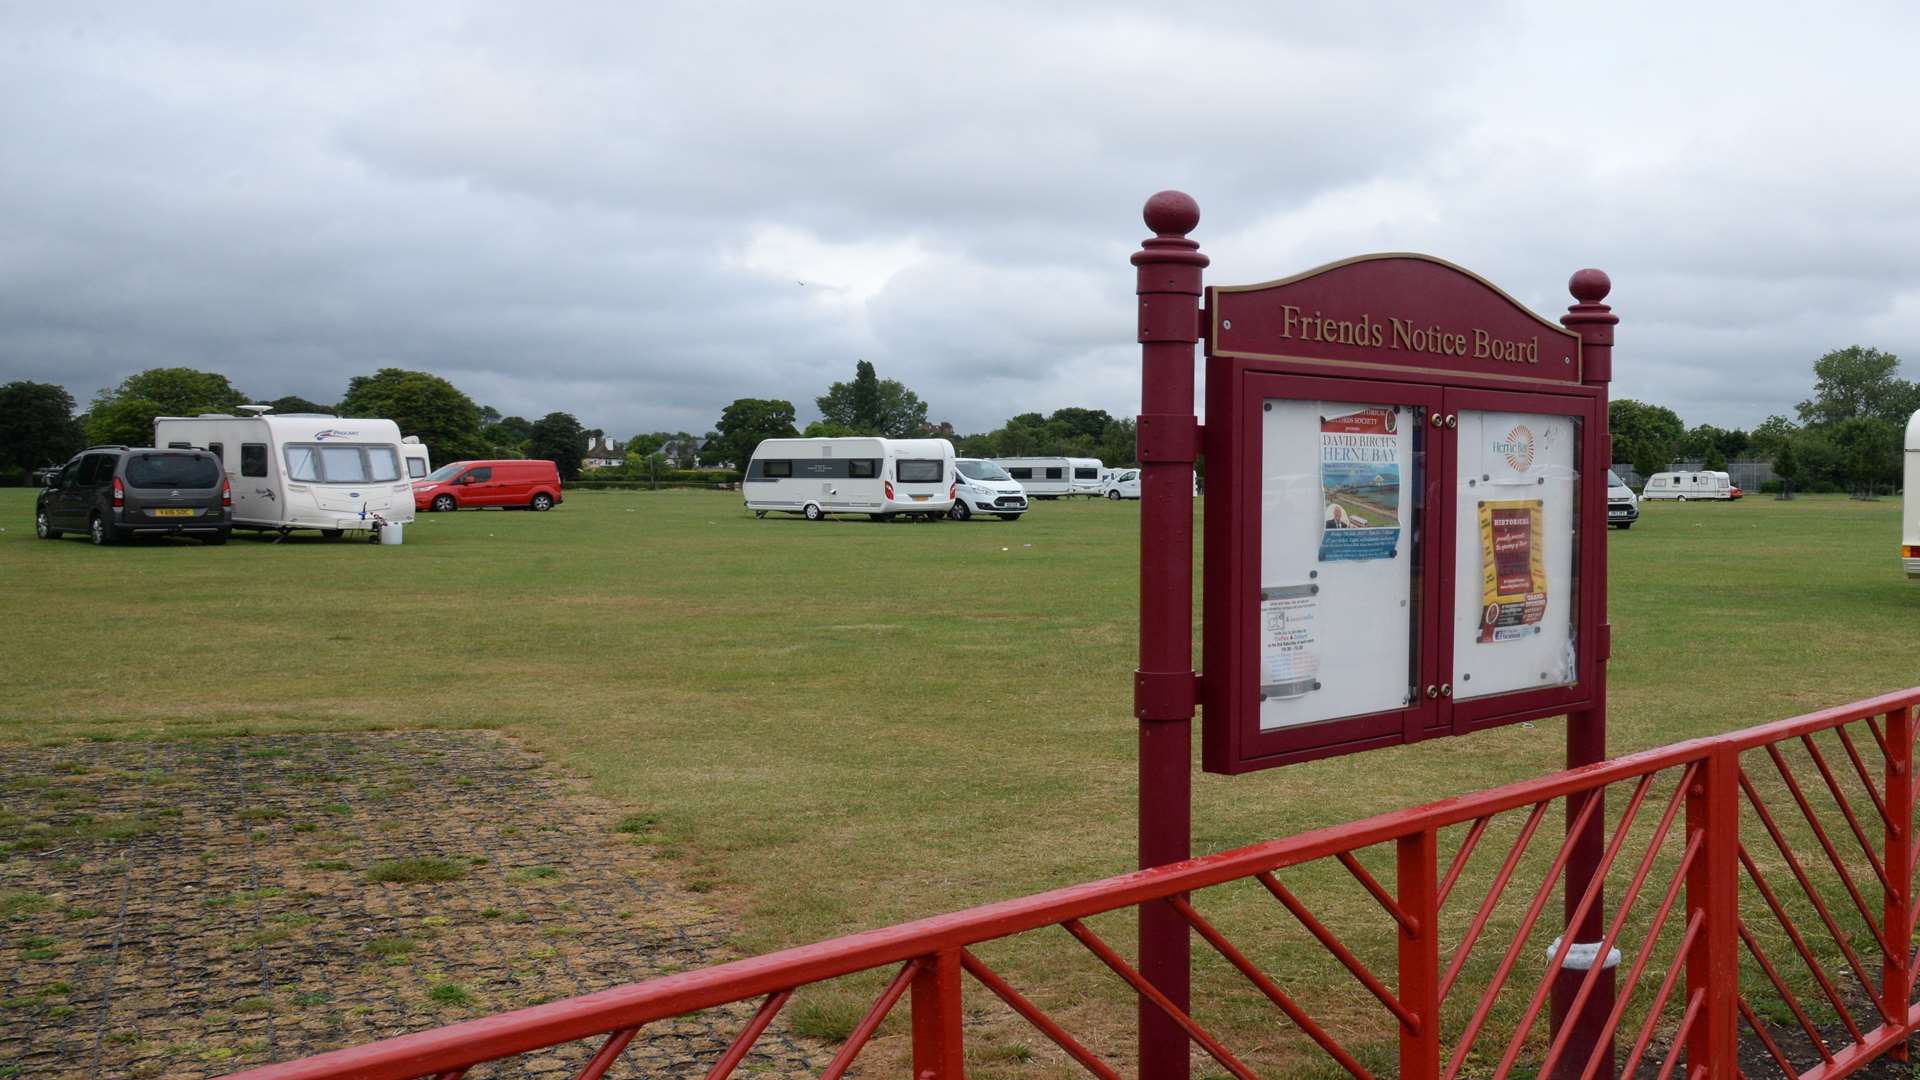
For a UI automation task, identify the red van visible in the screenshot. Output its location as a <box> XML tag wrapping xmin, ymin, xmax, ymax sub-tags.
<box><xmin>414</xmin><ymin>459</ymin><xmax>564</xmax><ymax>512</ymax></box>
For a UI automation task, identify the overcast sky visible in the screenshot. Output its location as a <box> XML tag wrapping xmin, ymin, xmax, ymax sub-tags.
<box><xmin>2</xmin><ymin>1</ymin><xmax>1915</xmax><ymax>439</ymax></box>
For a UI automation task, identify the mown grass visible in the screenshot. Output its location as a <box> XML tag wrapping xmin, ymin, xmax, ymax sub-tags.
<box><xmin>0</xmin><ymin>488</ymin><xmax>1915</xmax><ymax>1073</ymax></box>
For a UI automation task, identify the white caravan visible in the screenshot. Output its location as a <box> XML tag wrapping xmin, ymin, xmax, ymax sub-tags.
<box><xmin>401</xmin><ymin>436</ymin><xmax>431</xmax><ymax>480</ymax></box>
<box><xmin>990</xmin><ymin>457</ymin><xmax>1104</xmax><ymax>499</ymax></box>
<box><xmin>744</xmin><ymin>437</ymin><xmax>955</xmax><ymax>521</ymax></box>
<box><xmin>1642</xmin><ymin>470</ymin><xmax>1734</xmax><ymax>501</ymax></box>
<box><xmin>153</xmin><ymin>410</ymin><xmax>416</xmax><ymax>535</ymax></box>
<box><xmin>1904</xmin><ymin>409</ymin><xmax>1919</xmax><ymax>581</ymax></box>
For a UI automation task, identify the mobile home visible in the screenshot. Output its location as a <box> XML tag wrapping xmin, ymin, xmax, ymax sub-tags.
<box><xmin>401</xmin><ymin>436</ymin><xmax>431</xmax><ymax>480</ymax></box>
<box><xmin>153</xmin><ymin>409</ymin><xmax>416</xmax><ymax>535</ymax></box>
<box><xmin>1904</xmin><ymin>409</ymin><xmax>1919</xmax><ymax>581</ymax></box>
<box><xmin>1641</xmin><ymin>470</ymin><xmax>1734</xmax><ymax>501</ymax></box>
<box><xmin>990</xmin><ymin>457</ymin><xmax>1106</xmax><ymax>499</ymax></box>
<box><xmin>744</xmin><ymin>437</ymin><xmax>955</xmax><ymax>521</ymax></box>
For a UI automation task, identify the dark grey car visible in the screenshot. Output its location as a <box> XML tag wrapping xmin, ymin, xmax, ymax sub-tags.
<box><xmin>35</xmin><ymin>446</ymin><xmax>231</xmax><ymax>545</ymax></box>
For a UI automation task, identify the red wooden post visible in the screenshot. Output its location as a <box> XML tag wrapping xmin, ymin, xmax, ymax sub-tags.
<box><xmin>1882</xmin><ymin>706</ymin><xmax>1915</xmax><ymax>1060</ymax></box>
<box><xmin>910</xmin><ymin>948</ymin><xmax>966</xmax><ymax>1080</ymax></box>
<box><xmin>1398</xmin><ymin>829</ymin><xmax>1440</xmax><ymax>1078</ymax></box>
<box><xmin>1133</xmin><ymin>190</ymin><xmax>1206</xmax><ymax>1080</ymax></box>
<box><xmin>1685</xmin><ymin>747</ymin><xmax>1741</xmax><ymax>1078</ymax></box>
<box><xmin>1550</xmin><ymin>269</ymin><xmax>1619</xmax><ymax>1077</ymax></box>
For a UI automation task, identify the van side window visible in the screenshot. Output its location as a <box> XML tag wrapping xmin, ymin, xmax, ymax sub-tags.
<box><xmin>764</xmin><ymin>460</ymin><xmax>792</xmax><ymax>478</ymax></box>
<box><xmin>241</xmin><ymin>444</ymin><xmax>268</xmax><ymax>477</ymax></box>
<box><xmin>849</xmin><ymin>459</ymin><xmax>877</xmax><ymax>479</ymax></box>
<box><xmin>208</xmin><ymin>442</ymin><xmax>224</xmax><ymax>464</ymax></box>
<box><xmin>1045</xmin><ymin>467</ymin><xmax>1063</xmax><ymax>480</ymax></box>
<box><xmin>465</xmin><ymin>467</ymin><xmax>493</xmax><ymax>483</ymax></box>
<box><xmin>81</xmin><ymin>454</ymin><xmax>114</xmax><ymax>485</ymax></box>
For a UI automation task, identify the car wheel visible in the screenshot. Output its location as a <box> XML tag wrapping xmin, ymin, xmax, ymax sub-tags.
<box><xmin>89</xmin><ymin>515</ymin><xmax>115</xmax><ymax>546</ymax></box>
<box><xmin>531</xmin><ymin>493</ymin><xmax>554</xmax><ymax>511</ymax></box>
<box><xmin>804</xmin><ymin>503</ymin><xmax>824</xmax><ymax>521</ymax></box>
<box><xmin>1617</xmin><ymin>522</ymin><xmax>1633</xmax><ymax>530</ymax></box>
<box><xmin>202</xmin><ymin>529</ymin><xmax>230</xmax><ymax>545</ymax></box>
<box><xmin>950</xmin><ymin>501</ymin><xmax>972</xmax><ymax>521</ymax></box>
<box><xmin>432</xmin><ymin>494</ymin><xmax>456</xmax><ymax>512</ymax></box>
<box><xmin>1107</xmin><ymin>489</ymin><xmax>1121</xmax><ymax>500</ymax></box>
<box><xmin>36</xmin><ymin>509</ymin><xmax>61</xmax><ymax>540</ymax></box>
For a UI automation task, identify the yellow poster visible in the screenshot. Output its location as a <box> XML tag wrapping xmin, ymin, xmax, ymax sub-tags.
<box><xmin>1477</xmin><ymin>499</ymin><xmax>1546</xmax><ymax>643</ymax></box>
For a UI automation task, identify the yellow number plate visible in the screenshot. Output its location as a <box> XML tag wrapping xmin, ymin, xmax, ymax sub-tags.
<box><xmin>153</xmin><ymin>508</ymin><xmax>194</xmax><ymax>517</ymax></box>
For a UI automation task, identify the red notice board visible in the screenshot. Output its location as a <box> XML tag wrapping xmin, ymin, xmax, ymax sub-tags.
<box><xmin>1201</xmin><ymin>254</ymin><xmax>1606</xmax><ymax>774</ymax></box>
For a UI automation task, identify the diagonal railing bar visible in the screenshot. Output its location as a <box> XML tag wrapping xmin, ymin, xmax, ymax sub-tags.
<box><xmin>1255</xmin><ymin>871</ymin><xmax>1418</xmax><ymax>1030</ymax></box>
<box><xmin>1866</xmin><ymin>714</ymin><xmax>1891</xmax><ymax>768</ymax></box>
<box><xmin>958</xmin><ymin>949</ymin><xmax>1122</xmax><ymax>1080</ymax></box>
<box><xmin>1739</xmin><ymin>768</ymin><xmax>1895</xmax><ymax>968</ymax></box>
<box><xmin>1491</xmin><ymin>771</ymin><xmax>1663</xmax><ymax>1080</ymax></box>
<box><xmin>1737</xmin><ymin>920</ymin><xmax>1839</xmax><ymax>1063</ymax></box>
<box><xmin>1060</xmin><ymin>918</ymin><xmax>1260</xmax><ymax>1080</ymax></box>
<box><xmin>1737</xmin><ymin>994</ymin><xmax>1801</xmax><ymax>1078</ymax></box>
<box><xmin>431</xmin><ymin>1070</ymin><xmax>467</xmax><ymax>1080</ymax></box>
<box><xmin>1438</xmin><ymin>799</ymin><xmax>1553</xmax><ymax>1001</ymax></box>
<box><xmin>1764</xmin><ymin>742</ymin><xmax>1894</xmax><ymax>942</ymax></box>
<box><xmin>1798</xmin><ymin>733</ymin><xmax>1892</xmax><ymax>892</ymax></box>
<box><xmin>1615</xmin><ymin>913</ymin><xmax>1702</xmax><ymax>1080</ymax></box>
<box><xmin>1533</xmin><ymin>768</ymin><xmax>1695</xmax><ymax>1080</ymax></box>
<box><xmin>1442</xmin><ymin>790</ymin><xmax>1606</xmax><ymax>1080</ymax></box>
<box><xmin>1737</xmin><ymin>844</ymin><xmax>1883</xmax><ymax>1029</ymax></box>
<box><xmin>1436</xmin><ymin>814</ymin><xmax>1493</xmax><ymax>910</ymax></box>
<box><xmin>703</xmin><ymin>990</ymin><xmax>792</xmax><ymax>1080</ymax></box>
<box><xmin>1652</xmin><ymin>989</ymin><xmax>1703</xmax><ymax>1080</ymax></box>
<box><xmin>1832</xmin><ymin>724</ymin><xmax>1892</xmax><ymax>831</ymax></box>
<box><xmin>1166</xmin><ymin>895</ymin><xmax>1375</xmax><ymax>1079</ymax></box>
<box><xmin>818</xmin><ymin>959</ymin><xmax>919</xmax><ymax>1080</ymax></box>
<box><xmin>1572</xmin><ymin>838</ymin><xmax>1699</xmax><ymax>1080</ymax></box>
<box><xmin>1335</xmin><ymin>850</ymin><xmax>1417</xmax><ymax>934</ymax></box>
<box><xmin>573</xmin><ymin>1024</ymin><xmax>640</xmax><ymax>1080</ymax></box>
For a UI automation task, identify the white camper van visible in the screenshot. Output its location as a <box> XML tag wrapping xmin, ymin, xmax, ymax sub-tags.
<box><xmin>153</xmin><ymin>410</ymin><xmax>417</xmax><ymax>536</ymax></box>
<box><xmin>744</xmin><ymin>437</ymin><xmax>956</xmax><ymax>521</ymax></box>
<box><xmin>950</xmin><ymin>458</ymin><xmax>1028</xmax><ymax>521</ymax></box>
<box><xmin>1642</xmin><ymin>470</ymin><xmax>1735</xmax><ymax>501</ymax></box>
<box><xmin>1904</xmin><ymin>409</ymin><xmax>1919</xmax><ymax>581</ymax></box>
<box><xmin>401</xmin><ymin>436</ymin><xmax>432</xmax><ymax>480</ymax></box>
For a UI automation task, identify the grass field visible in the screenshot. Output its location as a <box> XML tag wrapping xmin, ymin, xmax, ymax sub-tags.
<box><xmin>2</xmin><ymin>488</ymin><xmax>1915</xmax><ymax>1072</ymax></box>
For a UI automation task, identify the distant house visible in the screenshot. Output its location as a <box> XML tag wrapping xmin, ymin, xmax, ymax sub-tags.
<box><xmin>583</xmin><ymin>436</ymin><xmax>625</xmax><ymax>470</ymax></box>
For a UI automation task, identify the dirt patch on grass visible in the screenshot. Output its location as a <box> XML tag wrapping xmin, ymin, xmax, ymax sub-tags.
<box><xmin>0</xmin><ymin>732</ymin><xmax>822</xmax><ymax>1078</ymax></box>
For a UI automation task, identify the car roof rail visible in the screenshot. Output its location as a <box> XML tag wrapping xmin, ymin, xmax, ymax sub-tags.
<box><xmin>79</xmin><ymin>444</ymin><xmax>131</xmax><ymax>452</ymax></box>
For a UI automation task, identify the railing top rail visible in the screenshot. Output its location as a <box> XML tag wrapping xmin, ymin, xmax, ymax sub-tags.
<box><xmin>227</xmin><ymin>687</ymin><xmax>1919</xmax><ymax>1080</ymax></box>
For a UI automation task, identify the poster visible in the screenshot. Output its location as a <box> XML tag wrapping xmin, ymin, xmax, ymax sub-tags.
<box><xmin>1317</xmin><ymin>407</ymin><xmax>1402</xmax><ymax>562</ymax></box>
<box><xmin>1477</xmin><ymin>498</ymin><xmax>1547</xmax><ymax>642</ymax></box>
<box><xmin>1259</xmin><ymin>584</ymin><xmax>1319</xmax><ymax>699</ymax></box>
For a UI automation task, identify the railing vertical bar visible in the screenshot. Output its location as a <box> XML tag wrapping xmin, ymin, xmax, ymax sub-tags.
<box><xmin>960</xmin><ymin>949</ymin><xmax>1123</xmax><ymax>1080</ymax></box>
<box><xmin>1256</xmin><ymin>872</ymin><xmax>1418</xmax><ymax>1028</ymax></box>
<box><xmin>1439</xmin><ymin>799</ymin><xmax>1553</xmax><ymax>1001</ymax></box>
<box><xmin>573</xmin><ymin>1025</ymin><xmax>642</xmax><ymax>1080</ymax></box>
<box><xmin>1737</xmin><ymin>921</ymin><xmax>1838</xmax><ymax>1062</ymax></box>
<box><xmin>1061</xmin><ymin>919</ymin><xmax>1260</xmax><ymax>1080</ymax></box>
<box><xmin>1763</xmin><ymin>742</ymin><xmax>1894</xmax><ymax>948</ymax></box>
<box><xmin>703</xmin><ymin>990</ymin><xmax>793</xmax><ymax>1080</ymax></box>
<box><xmin>1834</xmin><ymin>723</ymin><xmax>1892</xmax><ymax>829</ymax></box>
<box><xmin>1883</xmin><ymin>704</ymin><xmax>1916</xmax><ymax>1063</ymax></box>
<box><xmin>1736</xmin><ymin>995</ymin><xmax>1801</xmax><ymax>1078</ymax></box>
<box><xmin>910</xmin><ymin>948</ymin><xmax>965</xmax><ymax>1080</ymax></box>
<box><xmin>1685</xmin><ymin>747</ymin><xmax>1739</xmax><ymax>1080</ymax></box>
<box><xmin>1799</xmin><ymin>733</ymin><xmax>1892</xmax><ymax>890</ymax></box>
<box><xmin>1437</xmin><ymin>815</ymin><xmax>1493</xmax><ymax>910</ymax></box>
<box><xmin>1398</xmin><ymin>829</ymin><xmax>1440</xmax><ymax>1080</ymax></box>
<box><xmin>818</xmin><ymin>959</ymin><xmax>921</xmax><ymax>1080</ymax></box>
<box><xmin>1737</xmin><ymin>846</ymin><xmax>1874</xmax><ymax>1034</ymax></box>
<box><xmin>1614</xmin><ymin>912</ymin><xmax>1701</xmax><ymax>1080</ymax></box>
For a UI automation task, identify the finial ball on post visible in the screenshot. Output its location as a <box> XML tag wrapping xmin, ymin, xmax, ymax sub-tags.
<box><xmin>1568</xmin><ymin>268</ymin><xmax>1611</xmax><ymax>304</ymax></box>
<box><xmin>1143</xmin><ymin>190</ymin><xmax>1201</xmax><ymax>237</ymax></box>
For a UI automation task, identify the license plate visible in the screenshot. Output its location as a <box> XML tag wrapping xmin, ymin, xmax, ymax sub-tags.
<box><xmin>911</xmin><ymin>495</ymin><xmax>929</xmax><ymax>501</ymax></box>
<box><xmin>152</xmin><ymin>508</ymin><xmax>194</xmax><ymax>517</ymax></box>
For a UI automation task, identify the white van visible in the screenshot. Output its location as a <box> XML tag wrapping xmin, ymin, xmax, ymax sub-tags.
<box><xmin>401</xmin><ymin>436</ymin><xmax>431</xmax><ymax>481</ymax></box>
<box><xmin>153</xmin><ymin>409</ymin><xmax>416</xmax><ymax>536</ymax></box>
<box><xmin>991</xmin><ymin>457</ymin><xmax>1105</xmax><ymax>499</ymax></box>
<box><xmin>1904</xmin><ymin>409</ymin><xmax>1919</xmax><ymax>581</ymax></box>
<box><xmin>949</xmin><ymin>459</ymin><xmax>1028</xmax><ymax>521</ymax></box>
<box><xmin>1607</xmin><ymin>469</ymin><xmax>1639</xmax><ymax>528</ymax></box>
<box><xmin>744</xmin><ymin>437</ymin><xmax>955</xmax><ymax>521</ymax></box>
<box><xmin>1104</xmin><ymin>468</ymin><xmax>1141</xmax><ymax>500</ymax></box>
<box><xmin>1642</xmin><ymin>470</ymin><xmax>1734</xmax><ymax>501</ymax></box>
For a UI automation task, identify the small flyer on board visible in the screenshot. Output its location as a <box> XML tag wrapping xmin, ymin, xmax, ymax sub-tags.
<box><xmin>1317</xmin><ymin>407</ymin><xmax>1402</xmax><ymax>562</ymax></box>
<box><xmin>1259</xmin><ymin>584</ymin><xmax>1319</xmax><ymax>699</ymax></box>
<box><xmin>1477</xmin><ymin>499</ymin><xmax>1547</xmax><ymax>642</ymax></box>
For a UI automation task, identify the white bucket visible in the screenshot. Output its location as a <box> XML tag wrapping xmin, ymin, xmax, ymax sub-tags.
<box><xmin>379</xmin><ymin>522</ymin><xmax>404</xmax><ymax>546</ymax></box>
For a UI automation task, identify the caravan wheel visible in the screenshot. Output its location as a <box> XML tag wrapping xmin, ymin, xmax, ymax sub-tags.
<box><xmin>753</xmin><ymin>510</ymin><xmax>767</xmax><ymax>519</ymax></box>
<box><xmin>1676</xmin><ymin>496</ymin><xmax>1687</xmax><ymax>502</ymax></box>
<box><xmin>804</xmin><ymin>503</ymin><xmax>824</xmax><ymax>521</ymax></box>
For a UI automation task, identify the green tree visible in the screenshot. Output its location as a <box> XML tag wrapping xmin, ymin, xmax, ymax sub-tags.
<box><xmin>525</xmin><ymin>412</ymin><xmax>589</xmax><ymax>482</ymax></box>
<box><xmin>1771</xmin><ymin>437</ymin><xmax>1798</xmax><ymax>499</ymax></box>
<box><xmin>86</xmin><ymin>367</ymin><xmax>246</xmax><ymax>445</ymax></box>
<box><xmin>802</xmin><ymin>419</ymin><xmax>856</xmax><ymax>438</ymax></box>
<box><xmin>1607</xmin><ymin>399</ymin><xmax>1683</xmax><ymax>471</ymax></box>
<box><xmin>1749</xmin><ymin>415</ymin><xmax>1798</xmax><ymax>458</ymax></box>
<box><xmin>1831</xmin><ymin>415</ymin><xmax>1899</xmax><ymax>497</ymax></box>
<box><xmin>1629</xmin><ymin>441</ymin><xmax>1667</xmax><ymax>486</ymax></box>
<box><xmin>849</xmin><ymin>360</ymin><xmax>884</xmax><ymax>431</ymax></box>
<box><xmin>711</xmin><ymin>399</ymin><xmax>799</xmax><ymax>468</ymax></box>
<box><xmin>338</xmin><ymin>369</ymin><xmax>488</xmax><ymax>461</ymax></box>
<box><xmin>816</xmin><ymin>361</ymin><xmax>929</xmax><ymax>436</ymax></box>
<box><xmin>1702</xmin><ymin>445</ymin><xmax>1727</xmax><ymax>472</ymax></box>
<box><xmin>1796</xmin><ymin>346</ymin><xmax>1910</xmax><ymax>427</ymax></box>
<box><xmin>268</xmin><ymin>394</ymin><xmax>333</xmax><ymax>415</ymax></box>
<box><xmin>483</xmin><ymin>415</ymin><xmax>535</xmax><ymax>454</ymax></box>
<box><xmin>0</xmin><ymin>381</ymin><xmax>86</xmax><ymax>472</ymax></box>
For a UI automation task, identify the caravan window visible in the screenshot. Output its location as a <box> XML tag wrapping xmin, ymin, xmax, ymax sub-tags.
<box><xmin>849</xmin><ymin>459</ymin><xmax>878</xmax><ymax>479</ymax></box>
<box><xmin>897</xmin><ymin>459</ymin><xmax>943</xmax><ymax>484</ymax></box>
<box><xmin>1074</xmin><ymin>467</ymin><xmax>1098</xmax><ymax>480</ymax></box>
<box><xmin>1045</xmin><ymin>467</ymin><xmax>1063</xmax><ymax>480</ymax></box>
<box><xmin>1007</xmin><ymin>467</ymin><xmax>1032</xmax><ymax>479</ymax></box>
<box><xmin>763</xmin><ymin>460</ymin><xmax>792</xmax><ymax>478</ymax></box>
<box><xmin>285</xmin><ymin>443</ymin><xmax>402</xmax><ymax>484</ymax></box>
<box><xmin>208</xmin><ymin>442</ymin><xmax>224</xmax><ymax>464</ymax></box>
<box><xmin>406</xmin><ymin>457</ymin><xmax>427</xmax><ymax>478</ymax></box>
<box><xmin>241</xmin><ymin>444</ymin><xmax>268</xmax><ymax>477</ymax></box>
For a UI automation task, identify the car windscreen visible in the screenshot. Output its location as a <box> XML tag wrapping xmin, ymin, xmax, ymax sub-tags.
<box><xmin>425</xmin><ymin>462</ymin><xmax>466</xmax><ymax>482</ymax></box>
<box><xmin>956</xmin><ymin>460</ymin><xmax>1010</xmax><ymax>481</ymax></box>
<box><xmin>896</xmin><ymin>459</ymin><xmax>944</xmax><ymax>484</ymax></box>
<box><xmin>285</xmin><ymin>443</ymin><xmax>402</xmax><ymax>484</ymax></box>
<box><xmin>1607</xmin><ymin>470</ymin><xmax>1624</xmax><ymax>487</ymax></box>
<box><xmin>125</xmin><ymin>453</ymin><xmax>221</xmax><ymax>489</ymax></box>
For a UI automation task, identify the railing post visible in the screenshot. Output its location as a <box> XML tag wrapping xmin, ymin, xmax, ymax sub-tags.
<box><xmin>1132</xmin><ymin>190</ymin><xmax>1206</xmax><ymax>1080</ymax></box>
<box><xmin>1398</xmin><ymin>829</ymin><xmax>1440</xmax><ymax>1079</ymax></box>
<box><xmin>911</xmin><ymin>948</ymin><xmax>966</xmax><ymax>1080</ymax></box>
<box><xmin>1686</xmin><ymin>748</ymin><xmax>1741</xmax><ymax>1078</ymax></box>
<box><xmin>1883</xmin><ymin>706</ymin><xmax>1915</xmax><ymax>1059</ymax></box>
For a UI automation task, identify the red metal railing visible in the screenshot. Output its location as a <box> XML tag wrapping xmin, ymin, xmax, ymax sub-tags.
<box><xmin>228</xmin><ymin>687</ymin><xmax>1920</xmax><ymax>1080</ymax></box>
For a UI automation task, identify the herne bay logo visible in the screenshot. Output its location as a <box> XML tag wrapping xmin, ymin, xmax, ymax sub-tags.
<box><xmin>1494</xmin><ymin>425</ymin><xmax>1535</xmax><ymax>472</ymax></box>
